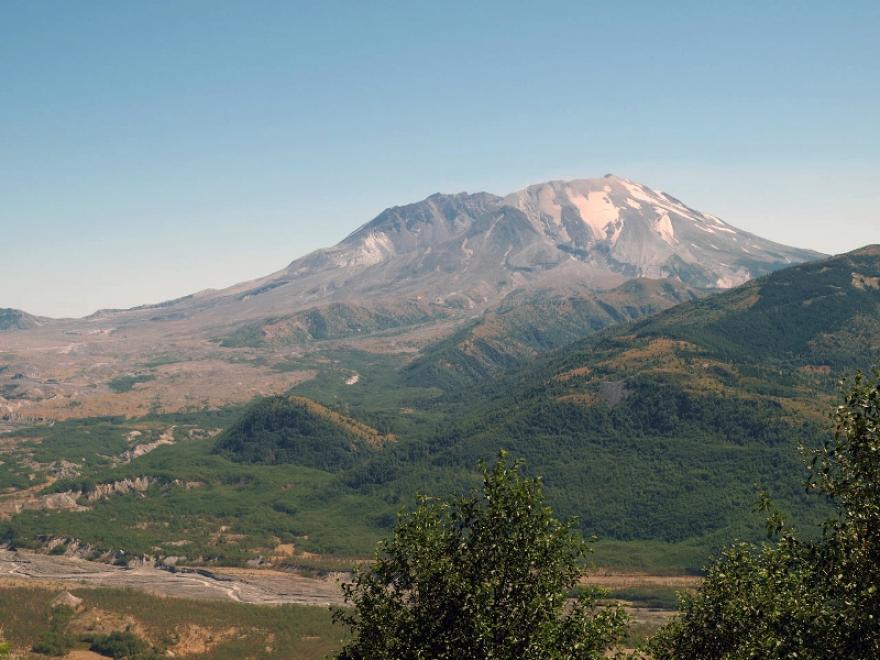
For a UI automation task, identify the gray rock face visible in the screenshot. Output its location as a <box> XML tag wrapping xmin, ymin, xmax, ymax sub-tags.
<box><xmin>0</xmin><ymin>308</ymin><xmax>49</xmax><ymax>331</ymax></box>
<box><xmin>252</xmin><ymin>174</ymin><xmax>820</xmax><ymax>310</ymax></box>
<box><xmin>12</xmin><ymin>175</ymin><xmax>822</xmax><ymax>328</ymax></box>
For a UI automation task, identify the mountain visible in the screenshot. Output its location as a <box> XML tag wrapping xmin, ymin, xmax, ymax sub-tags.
<box><xmin>214</xmin><ymin>395</ymin><xmax>392</xmax><ymax>471</ymax></box>
<box><xmin>0</xmin><ymin>309</ymin><xmax>49</xmax><ymax>331</ymax></box>
<box><xmin>136</xmin><ymin>174</ymin><xmax>820</xmax><ymax>325</ymax></box>
<box><xmin>3</xmin><ymin>250</ymin><xmax>872</xmax><ymax>573</ymax></box>
<box><xmin>324</xmin><ymin>247</ymin><xmax>880</xmax><ymax>567</ymax></box>
<box><xmin>29</xmin><ymin>175</ymin><xmax>819</xmax><ymax>330</ymax></box>
<box><xmin>0</xmin><ymin>175</ymin><xmax>822</xmax><ymax>422</ymax></box>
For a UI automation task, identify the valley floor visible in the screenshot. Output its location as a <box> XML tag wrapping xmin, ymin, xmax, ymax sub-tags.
<box><xmin>0</xmin><ymin>548</ymin><xmax>690</xmax><ymax>656</ymax></box>
<box><xmin>0</xmin><ymin>548</ymin><xmax>345</xmax><ymax>606</ymax></box>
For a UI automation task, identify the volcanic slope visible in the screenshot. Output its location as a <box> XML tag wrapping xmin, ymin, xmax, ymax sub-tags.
<box><xmin>333</xmin><ymin>247</ymin><xmax>880</xmax><ymax>566</ymax></box>
<box><xmin>0</xmin><ymin>175</ymin><xmax>821</xmax><ymax>421</ymax></box>
<box><xmin>3</xmin><ymin>250</ymin><xmax>874</xmax><ymax>572</ymax></box>
<box><xmin>106</xmin><ymin>174</ymin><xmax>820</xmax><ymax>328</ymax></box>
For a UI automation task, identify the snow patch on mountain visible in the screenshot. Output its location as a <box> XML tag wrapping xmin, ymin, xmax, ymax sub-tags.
<box><xmin>569</xmin><ymin>188</ymin><xmax>620</xmax><ymax>236</ymax></box>
<box><xmin>654</xmin><ymin>212</ymin><xmax>675</xmax><ymax>245</ymax></box>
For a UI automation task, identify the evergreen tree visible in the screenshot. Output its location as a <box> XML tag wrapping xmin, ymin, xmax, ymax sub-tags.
<box><xmin>335</xmin><ymin>452</ymin><xmax>628</xmax><ymax>659</ymax></box>
<box><xmin>650</xmin><ymin>369</ymin><xmax>880</xmax><ymax>659</ymax></box>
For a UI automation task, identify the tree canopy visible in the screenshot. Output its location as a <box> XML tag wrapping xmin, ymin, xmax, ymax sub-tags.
<box><xmin>650</xmin><ymin>369</ymin><xmax>880</xmax><ymax>659</ymax></box>
<box><xmin>334</xmin><ymin>452</ymin><xmax>628</xmax><ymax>659</ymax></box>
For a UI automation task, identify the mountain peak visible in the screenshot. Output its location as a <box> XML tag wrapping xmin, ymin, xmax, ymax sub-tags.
<box><xmin>276</xmin><ymin>174</ymin><xmax>823</xmax><ymax>301</ymax></box>
<box><xmin>0</xmin><ymin>308</ymin><xmax>48</xmax><ymax>331</ymax></box>
<box><xmin>850</xmin><ymin>245</ymin><xmax>880</xmax><ymax>257</ymax></box>
<box><xmin>48</xmin><ymin>174</ymin><xmax>822</xmax><ymax>326</ymax></box>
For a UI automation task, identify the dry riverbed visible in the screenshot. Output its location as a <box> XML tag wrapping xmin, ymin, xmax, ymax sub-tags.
<box><xmin>0</xmin><ymin>548</ymin><xmax>698</xmax><ymax>622</ymax></box>
<box><xmin>0</xmin><ymin>548</ymin><xmax>346</xmax><ymax>606</ymax></box>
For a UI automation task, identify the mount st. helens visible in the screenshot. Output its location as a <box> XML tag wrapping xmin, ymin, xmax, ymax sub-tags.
<box><xmin>287</xmin><ymin>246</ymin><xmax>880</xmax><ymax>567</ymax></box>
<box><xmin>3</xmin><ymin>248</ymin><xmax>876</xmax><ymax>574</ymax></box>
<box><xmin>0</xmin><ymin>309</ymin><xmax>48</xmax><ymax>332</ymax></box>
<box><xmin>0</xmin><ymin>175</ymin><xmax>821</xmax><ymax>421</ymax></box>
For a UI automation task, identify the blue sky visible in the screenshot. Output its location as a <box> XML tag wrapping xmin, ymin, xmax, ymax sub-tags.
<box><xmin>2</xmin><ymin>1</ymin><xmax>878</xmax><ymax>317</ymax></box>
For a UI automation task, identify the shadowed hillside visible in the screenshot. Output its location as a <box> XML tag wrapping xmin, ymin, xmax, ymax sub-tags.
<box><xmin>331</xmin><ymin>247</ymin><xmax>880</xmax><ymax>566</ymax></box>
<box><xmin>405</xmin><ymin>278</ymin><xmax>701</xmax><ymax>388</ymax></box>
<box><xmin>2</xmin><ymin>250</ymin><xmax>874</xmax><ymax>572</ymax></box>
<box><xmin>214</xmin><ymin>396</ymin><xmax>391</xmax><ymax>471</ymax></box>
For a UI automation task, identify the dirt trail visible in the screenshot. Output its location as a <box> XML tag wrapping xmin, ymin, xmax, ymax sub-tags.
<box><xmin>0</xmin><ymin>475</ymin><xmax>62</xmax><ymax>518</ymax></box>
<box><xmin>0</xmin><ymin>548</ymin><xmax>346</xmax><ymax>606</ymax></box>
<box><xmin>0</xmin><ymin>549</ymin><xmax>699</xmax><ymax>609</ymax></box>
<box><xmin>582</xmin><ymin>573</ymin><xmax>701</xmax><ymax>589</ymax></box>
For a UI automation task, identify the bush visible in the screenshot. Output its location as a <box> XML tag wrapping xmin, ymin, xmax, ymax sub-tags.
<box><xmin>31</xmin><ymin>605</ymin><xmax>74</xmax><ymax>656</ymax></box>
<box><xmin>87</xmin><ymin>629</ymin><xmax>158</xmax><ymax>659</ymax></box>
<box><xmin>334</xmin><ymin>452</ymin><xmax>629</xmax><ymax>659</ymax></box>
<box><xmin>649</xmin><ymin>369</ymin><xmax>880</xmax><ymax>659</ymax></box>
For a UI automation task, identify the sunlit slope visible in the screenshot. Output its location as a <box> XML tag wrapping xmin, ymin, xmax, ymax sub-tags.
<box><xmin>3</xmin><ymin>249</ymin><xmax>874</xmax><ymax>572</ymax></box>
<box><xmin>214</xmin><ymin>395</ymin><xmax>392</xmax><ymax>470</ymax></box>
<box><xmin>339</xmin><ymin>247</ymin><xmax>880</xmax><ymax>562</ymax></box>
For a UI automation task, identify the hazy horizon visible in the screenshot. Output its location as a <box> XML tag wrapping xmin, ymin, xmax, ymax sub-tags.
<box><xmin>3</xmin><ymin>2</ymin><xmax>878</xmax><ymax>317</ymax></box>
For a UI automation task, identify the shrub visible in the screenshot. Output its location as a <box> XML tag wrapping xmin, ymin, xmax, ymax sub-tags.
<box><xmin>649</xmin><ymin>369</ymin><xmax>880</xmax><ymax>658</ymax></box>
<box><xmin>334</xmin><ymin>452</ymin><xmax>629</xmax><ymax>659</ymax></box>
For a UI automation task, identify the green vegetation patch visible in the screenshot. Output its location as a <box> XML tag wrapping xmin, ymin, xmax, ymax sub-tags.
<box><xmin>108</xmin><ymin>374</ymin><xmax>155</xmax><ymax>393</ymax></box>
<box><xmin>606</xmin><ymin>586</ymin><xmax>682</xmax><ymax>610</ymax></box>
<box><xmin>0</xmin><ymin>584</ymin><xmax>344</xmax><ymax>659</ymax></box>
<box><xmin>213</xmin><ymin>395</ymin><xmax>378</xmax><ymax>470</ymax></box>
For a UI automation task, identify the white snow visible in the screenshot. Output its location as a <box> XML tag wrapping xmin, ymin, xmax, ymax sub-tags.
<box><xmin>568</xmin><ymin>188</ymin><xmax>620</xmax><ymax>236</ymax></box>
<box><xmin>654</xmin><ymin>212</ymin><xmax>676</xmax><ymax>245</ymax></box>
<box><xmin>712</xmin><ymin>225</ymin><xmax>736</xmax><ymax>234</ymax></box>
<box><xmin>619</xmin><ymin>179</ymin><xmax>708</xmax><ymax>226</ymax></box>
<box><xmin>715</xmin><ymin>270</ymin><xmax>751</xmax><ymax>288</ymax></box>
<box><xmin>335</xmin><ymin>232</ymin><xmax>394</xmax><ymax>267</ymax></box>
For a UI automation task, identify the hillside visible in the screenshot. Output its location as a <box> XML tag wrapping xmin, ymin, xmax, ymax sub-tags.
<box><xmin>404</xmin><ymin>278</ymin><xmax>701</xmax><ymax>388</ymax></box>
<box><xmin>0</xmin><ymin>308</ymin><xmax>48</xmax><ymax>331</ymax></box>
<box><xmin>0</xmin><ymin>198</ymin><xmax>843</xmax><ymax>575</ymax></box>
<box><xmin>1</xmin><ymin>249</ymin><xmax>874</xmax><ymax>572</ymax></box>
<box><xmin>544</xmin><ymin>244</ymin><xmax>880</xmax><ymax>399</ymax></box>
<box><xmin>1</xmin><ymin>250</ymin><xmax>875</xmax><ymax>571</ymax></box>
<box><xmin>0</xmin><ymin>175</ymin><xmax>820</xmax><ymax>423</ymax></box>
<box><xmin>216</xmin><ymin>301</ymin><xmax>448</xmax><ymax>347</ymax></box>
<box><xmin>326</xmin><ymin>247</ymin><xmax>880</xmax><ymax>565</ymax></box>
<box><xmin>214</xmin><ymin>395</ymin><xmax>391</xmax><ymax>470</ymax></box>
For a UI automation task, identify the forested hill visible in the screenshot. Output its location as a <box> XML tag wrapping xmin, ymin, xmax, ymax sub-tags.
<box><xmin>335</xmin><ymin>247</ymin><xmax>880</xmax><ymax>567</ymax></box>
<box><xmin>594</xmin><ymin>244</ymin><xmax>880</xmax><ymax>371</ymax></box>
<box><xmin>523</xmin><ymin>244</ymin><xmax>880</xmax><ymax>411</ymax></box>
<box><xmin>403</xmin><ymin>245</ymin><xmax>878</xmax><ymax>393</ymax></box>
<box><xmin>214</xmin><ymin>395</ymin><xmax>392</xmax><ymax>471</ymax></box>
<box><xmin>4</xmin><ymin>248</ymin><xmax>876</xmax><ymax>573</ymax></box>
<box><xmin>403</xmin><ymin>278</ymin><xmax>701</xmax><ymax>390</ymax></box>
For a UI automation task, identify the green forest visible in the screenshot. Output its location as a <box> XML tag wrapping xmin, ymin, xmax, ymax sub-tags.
<box><xmin>1</xmin><ymin>249</ymin><xmax>879</xmax><ymax>573</ymax></box>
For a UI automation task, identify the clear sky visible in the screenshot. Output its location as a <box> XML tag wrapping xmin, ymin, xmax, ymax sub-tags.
<box><xmin>2</xmin><ymin>1</ymin><xmax>878</xmax><ymax>318</ymax></box>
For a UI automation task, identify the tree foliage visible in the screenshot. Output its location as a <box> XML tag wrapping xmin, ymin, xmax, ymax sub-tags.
<box><xmin>86</xmin><ymin>629</ymin><xmax>159</xmax><ymax>659</ymax></box>
<box><xmin>334</xmin><ymin>452</ymin><xmax>628</xmax><ymax>659</ymax></box>
<box><xmin>649</xmin><ymin>368</ymin><xmax>880</xmax><ymax>659</ymax></box>
<box><xmin>31</xmin><ymin>605</ymin><xmax>74</xmax><ymax>656</ymax></box>
<box><xmin>213</xmin><ymin>396</ymin><xmax>368</xmax><ymax>470</ymax></box>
